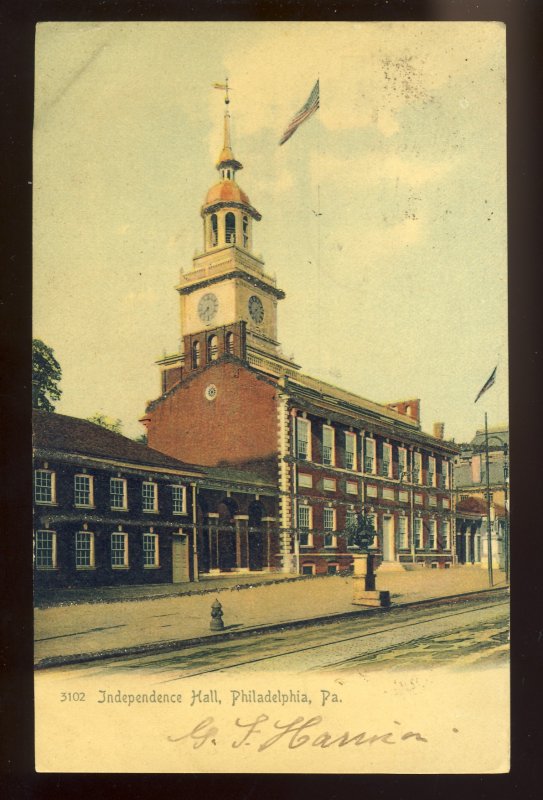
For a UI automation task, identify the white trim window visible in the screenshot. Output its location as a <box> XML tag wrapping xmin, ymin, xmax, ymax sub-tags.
<box><xmin>323</xmin><ymin>477</ymin><xmax>336</xmax><ymax>492</ymax></box>
<box><xmin>441</xmin><ymin>461</ymin><xmax>450</xmax><ymax>489</ymax></box>
<box><xmin>298</xmin><ymin>473</ymin><xmax>312</xmax><ymax>488</ymax></box>
<box><xmin>322</xmin><ymin>425</ymin><xmax>335</xmax><ymax>466</ymax></box>
<box><xmin>142</xmin><ymin>481</ymin><xmax>158</xmax><ymax>512</ymax></box>
<box><xmin>429</xmin><ymin>495</ymin><xmax>437</xmax><ymax>507</ymax></box>
<box><xmin>143</xmin><ymin>532</ymin><xmax>159</xmax><ymax>567</ymax></box>
<box><xmin>323</xmin><ymin>507</ymin><xmax>336</xmax><ymax>547</ymax></box>
<box><xmin>441</xmin><ymin>520</ymin><xmax>451</xmax><ymax>550</ymax></box>
<box><xmin>398</xmin><ymin>516</ymin><xmax>409</xmax><ymax>549</ymax></box>
<box><xmin>74</xmin><ymin>474</ymin><xmax>93</xmax><ymax>507</ymax></box>
<box><xmin>428</xmin><ymin>519</ymin><xmax>437</xmax><ymax>549</ymax></box>
<box><xmin>344</xmin><ymin>432</ymin><xmax>356</xmax><ymax>470</ymax></box>
<box><xmin>111</xmin><ymin>532</ymin><xmax>129</xmax><ymax>567</ymax></box>
<box><xmin>75</xmin><ymin>531</ymin><xmax>94</xmax><ymax>568</ymax></box>
<box><xmin>414</xmin><ymin>493</ymin><xmax>424</xmax><ymax>505</ymax></box>
<box><xmin>367</xmin><ymin>512</ymin><xmax>379</xmax><ymax>548</ymax></box>
<box><xmin>346</xmin><ymin>480</ymin><xmax>358</xmax><ymax>495</ymax></box>
<box><xmin>442</xmin><ymin>497</ymin><xmax>451</xmax><ymax>510</ymax></box>
<box><xmin>110</xmin><ymin>477</ymin><xmax>127</xmax><ymax>510</ymax></box>
<box><xmin>398</xmin><ymin>447</ymin><xmax>407</xmax><ymax>479</ymax></box>
<box><xmin>428</xmin><ymin>456</ymin><xmax>436</xmax><ymax>487</ymax></box>
<box><xmin>34</xmin><ymin>469</ymin><xmax>56</xmax><ymax>504</ymax></box>
<box><xmin>35</xmin><ymin>530</ymin><xmax>57</xmax><ymax>569</ymax></box>
<box><xmin>366</xmin><ymin>484</ymin><xmax>378</xmax><ymax>498</ymax></box>
<box><xmin>414</xmin><ymin>518</ymin><xmax>423</xmax><ymax>549</ymax></box>
<box><xmin>346</xmin><ymin>509</ymin><xmax>357</xmax><ymax>530</ymax></box>
<box><xmin>296</xmin><ymin>418</ymin><xmax>311</xmax><ymax>461</ymax></box>
<box><xmin>381</xmin><ymin>443</ymin><xmax>392</xmax><ymax>478</ymax></box>
<box><xmin>413</xmin><ymin>452</ymin><xmax>422</xmax><ymax>484</ymax></box>
<box><xmin>365</xmin><ymin>437</ymin><xmax>376</xmax><ymax>474</ymax></box>
<box><xmin>383</xmin><ymin>487</ymin><xmax>395</xmax><ymax>501</ymax></box>
<box><xmin>399</xmin><ymin>489</ymin><xmax>409</xmax><ymax>503</ymax></box>
<box><xmin>172</xmin><ymin>484</ymin><xmax>187</xmax><ymax>514</ymax></box>
<box><xmin>297</xmin><ymin>504</ymin><xmax>313</xmax><ymax>547</ymax></box>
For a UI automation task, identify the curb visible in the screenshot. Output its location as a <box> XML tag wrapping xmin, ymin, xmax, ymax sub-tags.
<box><xmin>34</xmin><ymin>585</ymin><xmax>509</xmax><ymax>670</ymax></box>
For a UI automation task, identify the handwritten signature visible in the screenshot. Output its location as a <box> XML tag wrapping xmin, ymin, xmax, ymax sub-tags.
<box><xmin>167</xmin><ymin>715</ymin><xmax>428</xmax><ymax>751</ymax></box>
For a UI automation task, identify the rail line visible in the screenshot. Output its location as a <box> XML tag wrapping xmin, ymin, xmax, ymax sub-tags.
<box><xmin>156</xmin><ymin>598</ymin><xmax>509</xmax><ymax>682</ymax></box>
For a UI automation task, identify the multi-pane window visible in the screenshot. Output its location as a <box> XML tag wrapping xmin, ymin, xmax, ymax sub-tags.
<box><xmin>428</xmin><ymin>519</ymin><xmax>437</xmax><ymax>549</ymax></box>
<box><xmin>413</xmin><ymin>452</ymin><xmax>422</xmax><ymax>484</ymax></box>
<box><xmin>111</xmin><ymin>532</ymin><xmax>128</xmax><ymax>567</ymax></box>
<box><xmin>441</xmin><ymin>461</ymin><xmax>450</xmax><ymax>489</ymax></box>
<box><xmin>323</xmin><ymin>508</ymin><xmax>336</xmax><ymax>547</ymax></box>
<box><xmin>172</xmin><ymin>485</ymin><xmax>186</xmax><ymax>514</ymax></box>
<box><xmin>297</xmin><ymin>418</ymin><xmax>311</xmax><ymax>461</ymax></box>
<box><xmin>441</xmin><ymin>520</ymin><xmax>451</xmax><ymax>550</ymax></box>
<box><xmin>75</xmin><ymin>531</ymin><xmax>94</xmax><ymax>568</ymax></box>
<box><xmin>35</xmin><ymin>470</ymin><xmax>55</xmax><ymax>504</ymax></box>
<box><xmin>414</xmin><ymin>518</ymin><xmax>423</xmax><ymax>549</ymax></box>
<box><xmin>35</xmin><ymin>530</ymin><xmax>56</xmax><ymax>568</ymax></box>
<box><xmin>346</xmin><ymin>510</ymin><xmax>357</xmax><ymax>530</ymax></box>
<box><xmin>414</xmin><ymin>493</ymin><xmax>423</xmax><ymax>505</ymax></box>
<box><xmin>298</xmin><ymin>504</ymin><xmax>312</xmax><ymax>546</ymax></box>
<box><xmin>345</xmin><ymin>432</ymin><xmax>356</xmax><ymax>470</ymax></box>
<box><xmin>366</xmin><ymin>484</ymin><xmax>378</xmax><ymax>498</ymax></box>
<box><xmin>142</xmin><ymin>482</ymin><xmax>158</xmax><ymax>512</ymax></box>
<box><xmin>398</xmin><ymin>447</ymin><xmax>407</xmax><ymax>478</ymax></box>
<box><xmin>365</xmin><ymin>437</ymin><xmax>376</xmax><ymax>473</ymax></box>
<box><xmin>381</xmin><ymin>443</ymin><xmax>392</xmax><ymax>477</ymax></box>
<box><xmin>428</xmin><ymin>457</ymin><xmax>436</xmax><ymax>487</ymax></box>
<box><xmin>143</xmin><ymin>533</ymin><xmax>159</xmax><ymax>567</ymax></box>
<box><xmin>323</xmin><ymin>478</ymin><xmax>336</xmax><ymax>492</ymax></box>
<box><xmin>74</xmin><ymin>474</ymin><xmax>93</xmax><ymax>506</ymax></box>
<box><xmin>298</xmin><ymin>473</ymin><xmax>312</xmax><ymax>488</ymax></box>
<box><xmin>110</xmin><ymin>478</ymin><xmax>127</xmax><ymax>510</ymax></box>
<box><xmin>442</xmin><ymin>497</ymin><xmax>451</xmax><ymax>509</ymax></box>
<box><xmin>346</xmin><ymin>481</ymin><xmax>358</xmax><ymax>495</ymax></box>
<box><xmin>383</xmin><ymin>488</ymin><xmax>394</xmax><ymax>501</ymax></box>
<box><xmin>322</xmin><ymin>426</ymin><xmax>334</xmax><ymax>465</ymax></box>
<box><xmin>398</xmin><ymin>517</ymin><xmax>409</xmax><ymax>549</ymax></box>
<box><xmin>429</xmin><ymin>495</ymin><xmax>437</xmax><ymax>507</ymax></box>
<box><xmin>399</xmin><ymin>490</ymin><xmax>409</xmax><ymax>503</ymax></box>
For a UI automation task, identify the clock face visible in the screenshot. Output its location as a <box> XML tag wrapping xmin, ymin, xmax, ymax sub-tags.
<box><xmin>248</xmin><ymin>295</ymin><xmax>264</xmax><ymax>324</ymax></box>
<box><xmin>198</xmin><ymin>292</ymin><xmax>219</xmax><ymax>323</ymax></box>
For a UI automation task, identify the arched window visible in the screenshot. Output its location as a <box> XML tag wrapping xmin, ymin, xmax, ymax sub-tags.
<box><xmin>225</xmin><ymin>212</ymin><xmax>236</xmax><ymax>244</ymax></box>
<box><xmin>225</xmin><ymin>331</ymin><xmax>234</xmax><ymax>355</ymax></box>
<box><xmin>242</xmin><ymin>215</ymin><xmax>249</xmax><ymax>247</ymax></box>
<box><xmin>192</xmin><ymin>341</ymin><xmax>200</xmax><ymax>369</ymax></box>
<box><xmin>210</xmin><ymin>214</ymin><xmax>218</xmax><ymax>247</ymax></box>
<box><xmin>207</xmin><ymin>334</ymin><xmax>218</xmax><ymax>362</ymax></box>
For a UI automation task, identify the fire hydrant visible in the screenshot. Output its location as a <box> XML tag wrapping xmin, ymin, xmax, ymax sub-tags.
<box><xmin>210</xmin><ymin>598</ymin><xmax>224</xmax><ymax>631</ymax></box>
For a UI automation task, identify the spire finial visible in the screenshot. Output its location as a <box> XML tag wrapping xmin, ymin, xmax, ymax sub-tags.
<box><xmin>213</xmin><ymin>78</ymin><xmax>242</xmax><ymax>174</ymax></box>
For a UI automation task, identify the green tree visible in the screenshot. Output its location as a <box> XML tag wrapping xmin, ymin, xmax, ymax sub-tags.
<box><xmin>345</xmin><ymin>512</ymin><xmax>375</xmax><ymax>552</ymax></box>
<box><xmin>133</xmin><ymin>433</ymin><xmax>148</xmax><ymax>445</ymax></box>
<box><xmin>32</xmin><ymin>339</ymin><xmax>62</xmax><ymax>412</ymax></box>
<box><xmin>87</xmin><ymin>413</ymin><xmax>123</xmax><ymax>434</ymax></box>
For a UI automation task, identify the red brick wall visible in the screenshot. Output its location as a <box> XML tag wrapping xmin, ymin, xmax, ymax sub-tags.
<box><xmin>147</xmin><ymin>361</ymin><xmax>279</xmax><ymax>474</ymax></box>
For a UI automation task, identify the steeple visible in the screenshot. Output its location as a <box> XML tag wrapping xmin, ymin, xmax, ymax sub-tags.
<box><xmin>202</xmin><ymin>80</ymin><xmax>261</xmax><ymax>253</ymax></box>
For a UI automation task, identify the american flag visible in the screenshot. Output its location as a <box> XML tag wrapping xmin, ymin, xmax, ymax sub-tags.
<box><xmin>474</xmin><ymin>366</ymin><xmax>497</xmax><ymax>403</ymax></box>
<box><xmin>279</xmin><ymin>80</ymin><xmax>320</xmax><ymax>146</ymax></box>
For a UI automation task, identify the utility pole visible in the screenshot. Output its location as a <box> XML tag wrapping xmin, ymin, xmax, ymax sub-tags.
<box><xmin>484</xmin><ymin>412</ymin><xmax>494</xmax><ymax>587</ymax></box>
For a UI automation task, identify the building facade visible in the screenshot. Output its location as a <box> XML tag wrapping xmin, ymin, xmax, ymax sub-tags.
<box><xmin>454</xmin><ymin>427</ymin><xmax>509</xmax><ymax>569</ymax></box>
<box><xmin>33</xmin><ymin>410</ymin><xmax>203</xmax><ymax>590</ymax></box>
<box><xmin>141</xmin><ymin>95</ymin><xmax>459</xmax><ymax>576</ymax></box>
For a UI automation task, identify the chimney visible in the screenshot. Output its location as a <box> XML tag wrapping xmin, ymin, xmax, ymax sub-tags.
<box><xmin>433</xmin><ymin>422</ymin><xmax>445</xmax><ymax>439</ymax></box>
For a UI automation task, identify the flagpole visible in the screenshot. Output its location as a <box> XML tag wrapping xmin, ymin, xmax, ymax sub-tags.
<box><xmin>484</xmin><ymin>411</ymin><xmax>494</xmax><ymax>587</ymax></box>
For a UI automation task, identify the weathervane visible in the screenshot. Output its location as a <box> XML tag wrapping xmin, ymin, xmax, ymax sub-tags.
<box><xmin>213</xmin><ymin>78</ymin><xmax>232</xmax><ymax>105</ymax></box>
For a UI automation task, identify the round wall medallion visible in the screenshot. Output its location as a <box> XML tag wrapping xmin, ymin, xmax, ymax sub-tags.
<box><xmin>205</xmin><ymin>384</ymin><xmax>218</xmax><ymax>401</ymax></box>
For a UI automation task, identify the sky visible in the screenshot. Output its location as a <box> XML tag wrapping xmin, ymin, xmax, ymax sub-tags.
<box><xmin>33</xmin><ymin>21</ymin><xmax>507</xmax><ymax>443</ymax></box>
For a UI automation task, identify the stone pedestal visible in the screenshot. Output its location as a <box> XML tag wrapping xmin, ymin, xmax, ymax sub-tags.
<box><xmin>351</xmin><ymin>553</ymin><xmax>390</xmax><ymax>608</ymax></box>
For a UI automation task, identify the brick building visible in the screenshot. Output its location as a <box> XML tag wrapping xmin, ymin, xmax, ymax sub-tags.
<box><xmin>141</xmin><ymin>95</ymin><xmax>459</xmax><ymax>576</ymax></box>
<box><xmin>33</xmin><ymin>411</ymin><xmax>281</xmax><ymax>589</ymax></box>
<box><xmin>454</xmin><ymin>426</ymin><xmax>509</xmax><ymax>569</ymax></box>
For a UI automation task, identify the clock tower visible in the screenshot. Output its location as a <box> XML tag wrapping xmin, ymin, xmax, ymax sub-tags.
<box><xmin>175</xmin><ymin>88</ymin><xmax>288</xmax><ymax>358</ymax></box>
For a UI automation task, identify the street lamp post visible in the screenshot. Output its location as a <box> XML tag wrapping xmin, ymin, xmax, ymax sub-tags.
<box><xmin>484</xmin><ymin>413</ymin><xmax>494</xmax><ymax>588</ymax></box>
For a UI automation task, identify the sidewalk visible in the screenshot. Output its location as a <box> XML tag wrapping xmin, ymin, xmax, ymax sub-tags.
<box><xmin>34</xmin><ymin>567</ymin><xmax>508</xmax><ymax>668</ymax></box>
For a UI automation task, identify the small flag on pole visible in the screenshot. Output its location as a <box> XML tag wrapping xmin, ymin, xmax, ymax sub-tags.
<box><xmin>474</xmin><ymin>366</ymin><xmax>497</xmax><ymax>403</ymax></box>
<box><xmin>279</xmin><ymin>79</ymin><xmax>320</xmax><ymax>146</ymax></box>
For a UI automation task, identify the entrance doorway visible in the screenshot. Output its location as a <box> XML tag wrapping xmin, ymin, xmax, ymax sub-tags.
<box><xmin>382</xmin><ymin>515</ymin><xmax>395</xmax><ymax>562</ymax></box>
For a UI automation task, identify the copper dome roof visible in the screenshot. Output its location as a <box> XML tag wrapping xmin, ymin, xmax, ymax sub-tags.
<box><xmin>204</xmin><ymin>179</ymin><xmax>252</xmax><ymax>207</ymax></box>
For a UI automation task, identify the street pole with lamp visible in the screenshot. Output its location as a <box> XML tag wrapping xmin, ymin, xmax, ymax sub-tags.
<box><xmin>474</xmin><ymin>365</ymin><xmax>498</xmax><ymax>589</ymax></box>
